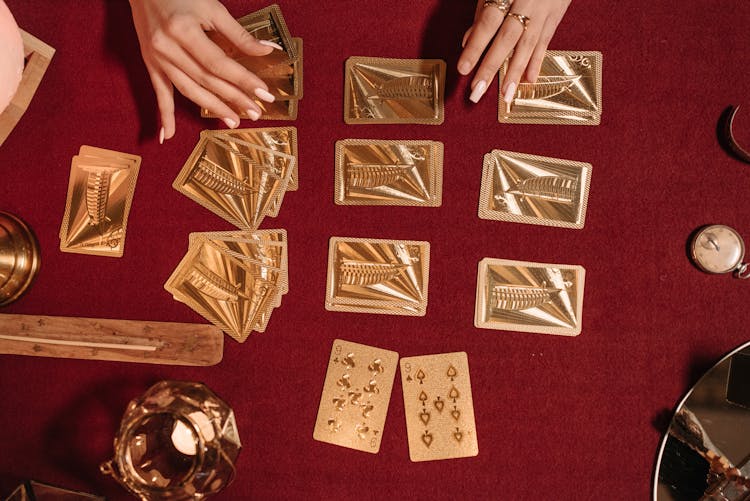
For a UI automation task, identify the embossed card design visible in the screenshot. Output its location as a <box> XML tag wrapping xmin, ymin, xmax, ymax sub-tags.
<box><xmin>325</xmin><ymin>237</ymin><xmax>430</xmax><ymax>316</ymax></box>
<box><xmin>498</xmin><ymin>50</ymin><xmax>602</xmax><ymax>125</ymax></box>
<box><xmin>474</xmin><ymin>258</ymin><xmax>585</xmax><ymax>336</ymax></box>
<box><xmin>335</xmin><ymin>140</ymin><xmax>443</xmax><ymax>206</ymax></box>
<box><xmin>400</xmin><ymin>352</ymin><xmax>478</xmax><ymax>462</ymax></box>
<box><xmin>313</xmin><ymin>339</ymin><xmax>399</xmax><ymax>454</ymax></box>
<box><xmin>344</xmin><ymin>57</ymin><xmax>446</xmax><ymax>124</ymax></box>
<box><xmin>479</xmin><ymin>150</ymin><xmax>591</xmax><ymax>229</ymax></box>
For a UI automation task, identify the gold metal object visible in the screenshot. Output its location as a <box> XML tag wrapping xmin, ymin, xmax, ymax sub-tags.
<box><xmin>0</xmin><ymin>212</ymin><xmax>40</xmax><ymax>307</ymax></box>
<box><xmin>325</xmin><ymin>237</ymin><xmax>430</xmax><ymax>316</ymax></box>
<box><xmin>474</xmin><ymin>258</ymin><xmax>585</xmax><ymax>336</ymax></box>
<box><xmin>344</xmin><ymin>57</ymin><xmax>446</xmax><ymax>125</ymax></box>
<box><xmin>400</xmin><ymin>352</ymin><xmax>478</xmax><ymax>462</ymax></box>
<box><xmin>478</xmin><ymin>150</ymin><xmax>592</xmax><ymax>229</ymax></box>
<box><xmin>101</xmin><ymin>381</ymin><xmax>240</xmax><ymax>500</ymax></box>
<box><xmin>724</xmin><ymin>105</ymin><xmax>750</xmax><ymax>164</ymax></box>
<box><xmin>654</xmin><ymin>341</ymin><xmax>750</xmax><ymax>500</ymax></box>
<box><xmin>690</xmin><ymin>224</ymin><xmax>750</xmax><ymax>278</ymax></box>
<box><xmin>5</xmin><ymin>480</ymin><xmax>103</xmax><ymax>500</ymax></box>
<box><xmin>506</xmin><ymin>12</ymin><xmax>530</xmax><ymax>29</ymax></box>
<box><xmin>483</xmin><ymin>0</ymin><xmax>512</xmax><ymax>15</ymax></box>
<box><xmin>335</xmin><ymin>139</ymin><xmax>443</xmax><ymax>206</ymax></box>
<box><xmin>313</xmin><ymin>339</ymin><xmax>399</xmax><ymax>453</ymax></box>
<box><xmin>499</xmin><ymin>50</ymin><xmax>602</xmax><ymax>125</ymax></box>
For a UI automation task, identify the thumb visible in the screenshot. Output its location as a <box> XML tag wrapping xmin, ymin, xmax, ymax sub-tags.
<box><xmin>210</xmin><ymin>6</ymin><xmax>277</xmax><ymax>58</ymax></box>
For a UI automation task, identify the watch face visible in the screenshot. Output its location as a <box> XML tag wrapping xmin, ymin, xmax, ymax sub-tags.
<box><xmin>692</xmin><ymin>225</ymin><xmax>745</xmax><ymax>274</ymax></box>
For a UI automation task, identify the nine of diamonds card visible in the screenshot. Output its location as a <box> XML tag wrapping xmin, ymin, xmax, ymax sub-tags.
<box><xmin>313</xmin><ymin>339</ymin><xmax>399</xmax><ymax>454</ymax></box>
<box><xmin>400</xmin><ymin>352</ymin><xmax>478</xmax><ymax>462</ymax></box>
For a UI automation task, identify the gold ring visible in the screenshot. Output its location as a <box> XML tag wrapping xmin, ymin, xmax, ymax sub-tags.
<box><xmin>483</xmin><ymin>0</ymin><xmax>512</xmax><ymax>15</ymax></box>
<box><xmin>507</xmin><ymin>12</ymin><xmax>530</xmax><ymax>30</ymax></box>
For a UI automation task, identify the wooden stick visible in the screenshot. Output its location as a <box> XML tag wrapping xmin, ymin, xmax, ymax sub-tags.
<box><xmin>0</xmin><ymin>314</ymin><xmax>224</xmax><ymax>366</ymax></box>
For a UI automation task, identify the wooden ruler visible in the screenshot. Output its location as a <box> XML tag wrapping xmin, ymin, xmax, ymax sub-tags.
<box><xmin>0</xmin><ymin>314</ymin><xmax>224</xmax><ymax>366</ymax></box>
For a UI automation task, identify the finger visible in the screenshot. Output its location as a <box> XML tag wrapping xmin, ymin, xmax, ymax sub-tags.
<box><xmin>209</xmin><ymin>4</ymin><xmax>277</xmax><ymax>58</ymax></box>
<box><xmin>468</xmin><ymin>17</ymin><xmax>524</xmax><ymax>102</ymax></box>
<box><xmin>501</xmin><ymin>16</ymin><xmax>542</xmax><ymax>99</ymax></box>
<box><xmin>457</xmin><ymin>5</ymin><xmax>506</xmax><ymax>75</ymax></box>
<box><xmin>462</xmin><ymin>26</ymin><xmax>473</xmax><ymax>48</ymax></box>
<box><xmin>146</xmin><ymin>64</ymin><xmax>175</xmax><ymax>143</ymax></box>
<box><xmin>525</xmin><ymin>20</ymin><xmax>556</xmax><ymax>83</ymax></box>
<box><xmin>162</xmin><ymin>61</ymin><xmax>240</xmax><ymax>129</ymax></box>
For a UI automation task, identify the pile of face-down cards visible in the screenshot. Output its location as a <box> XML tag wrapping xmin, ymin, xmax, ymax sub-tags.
<box><xmin>474</xmin><ymin>258</ymin><xmax>585</xmax><ymax>336</ymax></box>
<box><xmin>478</xmin><ymin>150</ymin><xmax>592</xmax><ymax>229</ymax></box>
<box><xmin>325</xmin><ymin>237</ymin><xmax>430</xmax><ymax>316</ymax></box>
<box><xmin>344</xmin><ymin>57</ymin><xmax>446</xmax><ymax>124</ymax></box>
<box><xmin>59</xmin><ymin>146</ymin><xmax>141</xmax><ymax>257</ymax></box>
<box><xmin>205</xmin><ymin>4</ymin><xmax>302</xmax><ymax>120</ymax></box>
<box><xmin>314</xmin><ymin>339</ymin><xmax>478</xmax><ymax>461</ymax></box>
<box><xmin>334</xmin><ymin>140</ymin><xmax>443</xmax><ymax>207</ymax></box>
<box><xmin>499</xmin><ymin>50</ymin><xmax>602</xmax><ymax>125</ymax></box>
<box><xmin>164</xmin><ymin>230</ymin><xmax>288</xmax><ymax>343</ymax></box>
<box><xmin>173</xmin><ymin>127</ymin><xmax>297</xmax><ymax>230</ymax></box>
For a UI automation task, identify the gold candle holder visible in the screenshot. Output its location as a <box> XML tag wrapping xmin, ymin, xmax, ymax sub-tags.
<box><xmin>0</xmin><ymin>211</ymin><xmax>40</xmax><ymax>307</ymax></box>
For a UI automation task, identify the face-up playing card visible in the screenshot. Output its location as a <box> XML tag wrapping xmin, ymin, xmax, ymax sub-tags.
<box><xmin>400</xmin><ymin>352</ymin><xmax>478</xmax><ymax>461</ymax></box>
<box><xmin>313</xmin><ymin>339</ymin><xmax>399</xmax><ymax>454</ymax></box>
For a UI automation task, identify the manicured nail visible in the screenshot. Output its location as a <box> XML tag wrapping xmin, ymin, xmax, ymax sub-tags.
<box><xmin>246</xmin><ymin>109</ymin><xmax>261</xmax><ymax>121</ymax></box>
<box><xmin>469</xmin><ymin>80</ymin><xmax>487</xmax><ymax>103</ymax></box>
<box><xmin>258</xmin><ymin>40</ymin><xmax>283</xmax><ymax>51</ymax></box>
<box><xmin>458</xmin><ymin>60</ymin><xmax>471</xmax><ymax>75</ymax></box>
<box><xmin>158</xmin><ymin>127</ymin><xmax>165</xmax><ymax>145</ymax></box>
<box><xmin>223</xmin><ymin>117</ymin><xmax>238</xmax><ymax>128</ymax></box>
<box><xmin>254</xmin><ymin>88</ymin><xmax>275</xmax><ymax>103</ymax></box>
<box><xmin>503</xmin><ymin>81</ymin><xmax>517</xmax><ymax>103</ymax></box>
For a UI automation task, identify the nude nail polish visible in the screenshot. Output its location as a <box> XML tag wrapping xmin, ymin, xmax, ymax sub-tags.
<box><xmin>254</xmin><ymin>88</ymin><xmax>275</xmax><ymax>103</ymax></box>
<box><xmin>458</xmin><ymin>60</ymin><xmax>471</xmax><ymax>75</ymax></box>
<box><xmin>223</xmin><ymin>117</ymin><xmax>238</xmax><ymax>129</ymax></box>
<box><xmin>247</xmin><ymin>109</ymin><xmax>260</xmax><ymax>121</ymax></box>
<box><xmin>258</xmin><ymin>40</ymin><xmax>283</xmax><ymax>51</ymax></box>
<box><xmin>503</xmin><ymin>81</ymin><xmax>517</xmax><ymax>104</ymax></box>
<box><xmin>469</xmin><ymin>80</ymin><xmax>487</xmax><ymax>103</ymax></box>
<box><xmin>158</xmin><ymin>127</ymin><xmax>165</xmax><ymax>145</ymax></box>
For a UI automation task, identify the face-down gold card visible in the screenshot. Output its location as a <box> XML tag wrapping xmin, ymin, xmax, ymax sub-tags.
<box><xmin>59</xmin><ymin>146</ymin><xmax>141</xmax><ymax>257</ymax></box>
<box><xmin>165</xmin><ymin>238</ymin><xmax>281</xmax><ymax>342</ymax></box>
<box><xmin>326</xmin><ymin>237</ymin><xmax>430</xmax><ymax>316</ymax></box>
<box><xmin>344</xmin><ymin>57</ymin><xmax>446</xmax><ymax>125</ymax></box>
<box><xmin>173</xmin><ymin>133</ymin><xmax>295</xmax><ymax>230</ymax></box>
<box><xmin>478</xmin><ymin>150</ymin><xmax>591</xmax><ymax>229</ymax></box>
<box><xmin>313</xmin><ymin>339</ymin><xmax>399</xmax><ymax>454</ymax></box>
<box><xmin>474</xmin><ymin>258</ymin><xmax>585</xmax><ymax>336</ymax></box>
<box><xmin>498</xmin><ymin>50</ymin><xmax>602</xmax><ymax>125</ymax></box>
<box><xmin>201</xmin><ymin>37</ymin><xmax>302</xmax><ymax>120</ymax></box>
<box><xmin>335</xmin><ymin>140</ymin><xmax>443</xmax><ymax>206</ymax></box>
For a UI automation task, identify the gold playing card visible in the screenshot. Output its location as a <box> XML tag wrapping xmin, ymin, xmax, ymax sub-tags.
<box><xmin>474</xmin><ymin>258</ymin><xmax>585</xmax><ymax>336</ymax></box>
<box><xmin>478</xmin><ymin>150</ymin><xmax>592</xmax><ymax>229</ymax></box>
<box><xmin>498</xmin><ymin>50</ymin><xmax>602</xmax><ymax>125</ymax></box>
<box><xmin>313</xmin><ymin>339</ymin><xmax>399</xmax><ymax>454</ymax></box>
<box><xmin>400</xmin><ymin>352</ymin><xmax>478</xmax><ymax>462</ymax></box>
<box><xmin>325</xmin><ymin>237</ymin><xmax>430</xmax><ymax>316</ymax></box>
<box><xmin>334</xmin><ymin>140</ymin><xmax>443</xmax><ymax>206</ymax></box>
<box><xmin>173</xmin><ymin>133</ymin><xmax>295</xmax><ymax>230</ymax></box>
<box><xmin>344</xmin><ymin>57</ymin><xmax>446</xmax><ymax>125</ymax></box>
<box><xmin>59</xmin><ymin>146</ymin><xmax>141</xmax><ymax>257</ymax></box>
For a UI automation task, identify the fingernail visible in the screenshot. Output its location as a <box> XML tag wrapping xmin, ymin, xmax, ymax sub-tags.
<box><xmin>254</xmin><ymin>88</ymin><xmax>275</xmax><ymax>103</ymax></box>
<box><xmin>469</xmin><ymin>80</ymin><xmax>487</xmax><ymax>103</ymax></box>
<box><xmin>258</xmin><ymin>40</ymin><xmax>283</xmax><ymax>51</ymax></box>
<box><xmin>223</xmin><ymin>117</ymin><xmax>238</xmax><ymax>128</ymax></box>
<box><xmin>503</xmin><ymin>81</ymin><xmax>517</xmax><ymax>104</ymax></box>
<box><xmin>158</xmin><ymin>127</ymin><xmax>165</xmax><ymax>145</ymax></box>
<box><xmin>246</xmin><ymin>109</ymin><xmax>261</xmax><ymax>121</ymax></box>
<box><xmin>458</xmin><ymin>60</ymin><xmax>471</xmax><ymax>75</ymax></box>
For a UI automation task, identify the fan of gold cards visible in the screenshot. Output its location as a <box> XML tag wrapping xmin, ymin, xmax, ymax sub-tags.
<box><xmin>164</xmin><ymin>230</ymin><xmax>288</xmax><ymax>343</ymax></box>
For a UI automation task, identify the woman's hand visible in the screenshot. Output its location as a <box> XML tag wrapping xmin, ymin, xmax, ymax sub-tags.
<box><xmin>129</xmin><ymin>0</ymin><xmax>280</xmax><ymax>142</ymax></box>
<box><xmin>457</xmin><ymin>0</ymin><xmax>571</xmax><ymax>104</ymax></box>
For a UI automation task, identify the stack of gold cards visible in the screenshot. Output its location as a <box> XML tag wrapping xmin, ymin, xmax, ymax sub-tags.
<box><xmin>478</xmin><ymin>150</ymin><xmax>592</xmax><ymax>229</ymax></box>
<box><xmin>325</xmin><ymin>237</ymin><xmax>430</xmax><ymax>316</ymax></box>
<box><xmin>204</xmin><ymin>4</ymin><xmax>302</xmax><ymax>120</ymax></box>
<box><xmin>344</xmin><ymin>57</ymin><xmax>446</xmax><ymax>124</ymax></box>
<box><xmin>474</xmin><ymin>258</ymin><xmax>585</xmax><ymax>336</ymax></box>
<box><xmin>59</xmin><ymin>146</ymin><xmax>141</xmax><ymax>257</ymax></box>
<box><xmin>499</xmin><ymin>50</ymin><xmax>602</xmax><ymax>125</ymax></box>
<box><xmin>173</xmin><ymin>127</ymin><xmax>297</xmax><ymax>230</ymax></box>
<box><xmin>335</xmin><ymin>139</ymin><xmax>443</xmax><ymax>206</ymax></box>
<box><xmin>164</xmin><ymin>229</ymin><xmax>288</xmax><ymax>343</ymax></box>
<box><xmin>313</xmin><ymin>339</ymin><xmax>478</xmax><ymax>461</ymax></box>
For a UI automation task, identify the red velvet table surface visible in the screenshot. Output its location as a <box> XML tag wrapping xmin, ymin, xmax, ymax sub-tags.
<box><xmin>2</xmin><ymin>1</ymin><xmax>750</xmax><ymax>499</ymax></box>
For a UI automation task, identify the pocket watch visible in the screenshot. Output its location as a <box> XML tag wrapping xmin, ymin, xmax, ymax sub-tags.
<box><xmin>690</xmin><ymin>224</ymin><xmax>750</xmax><ymax>278</ymax></box>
